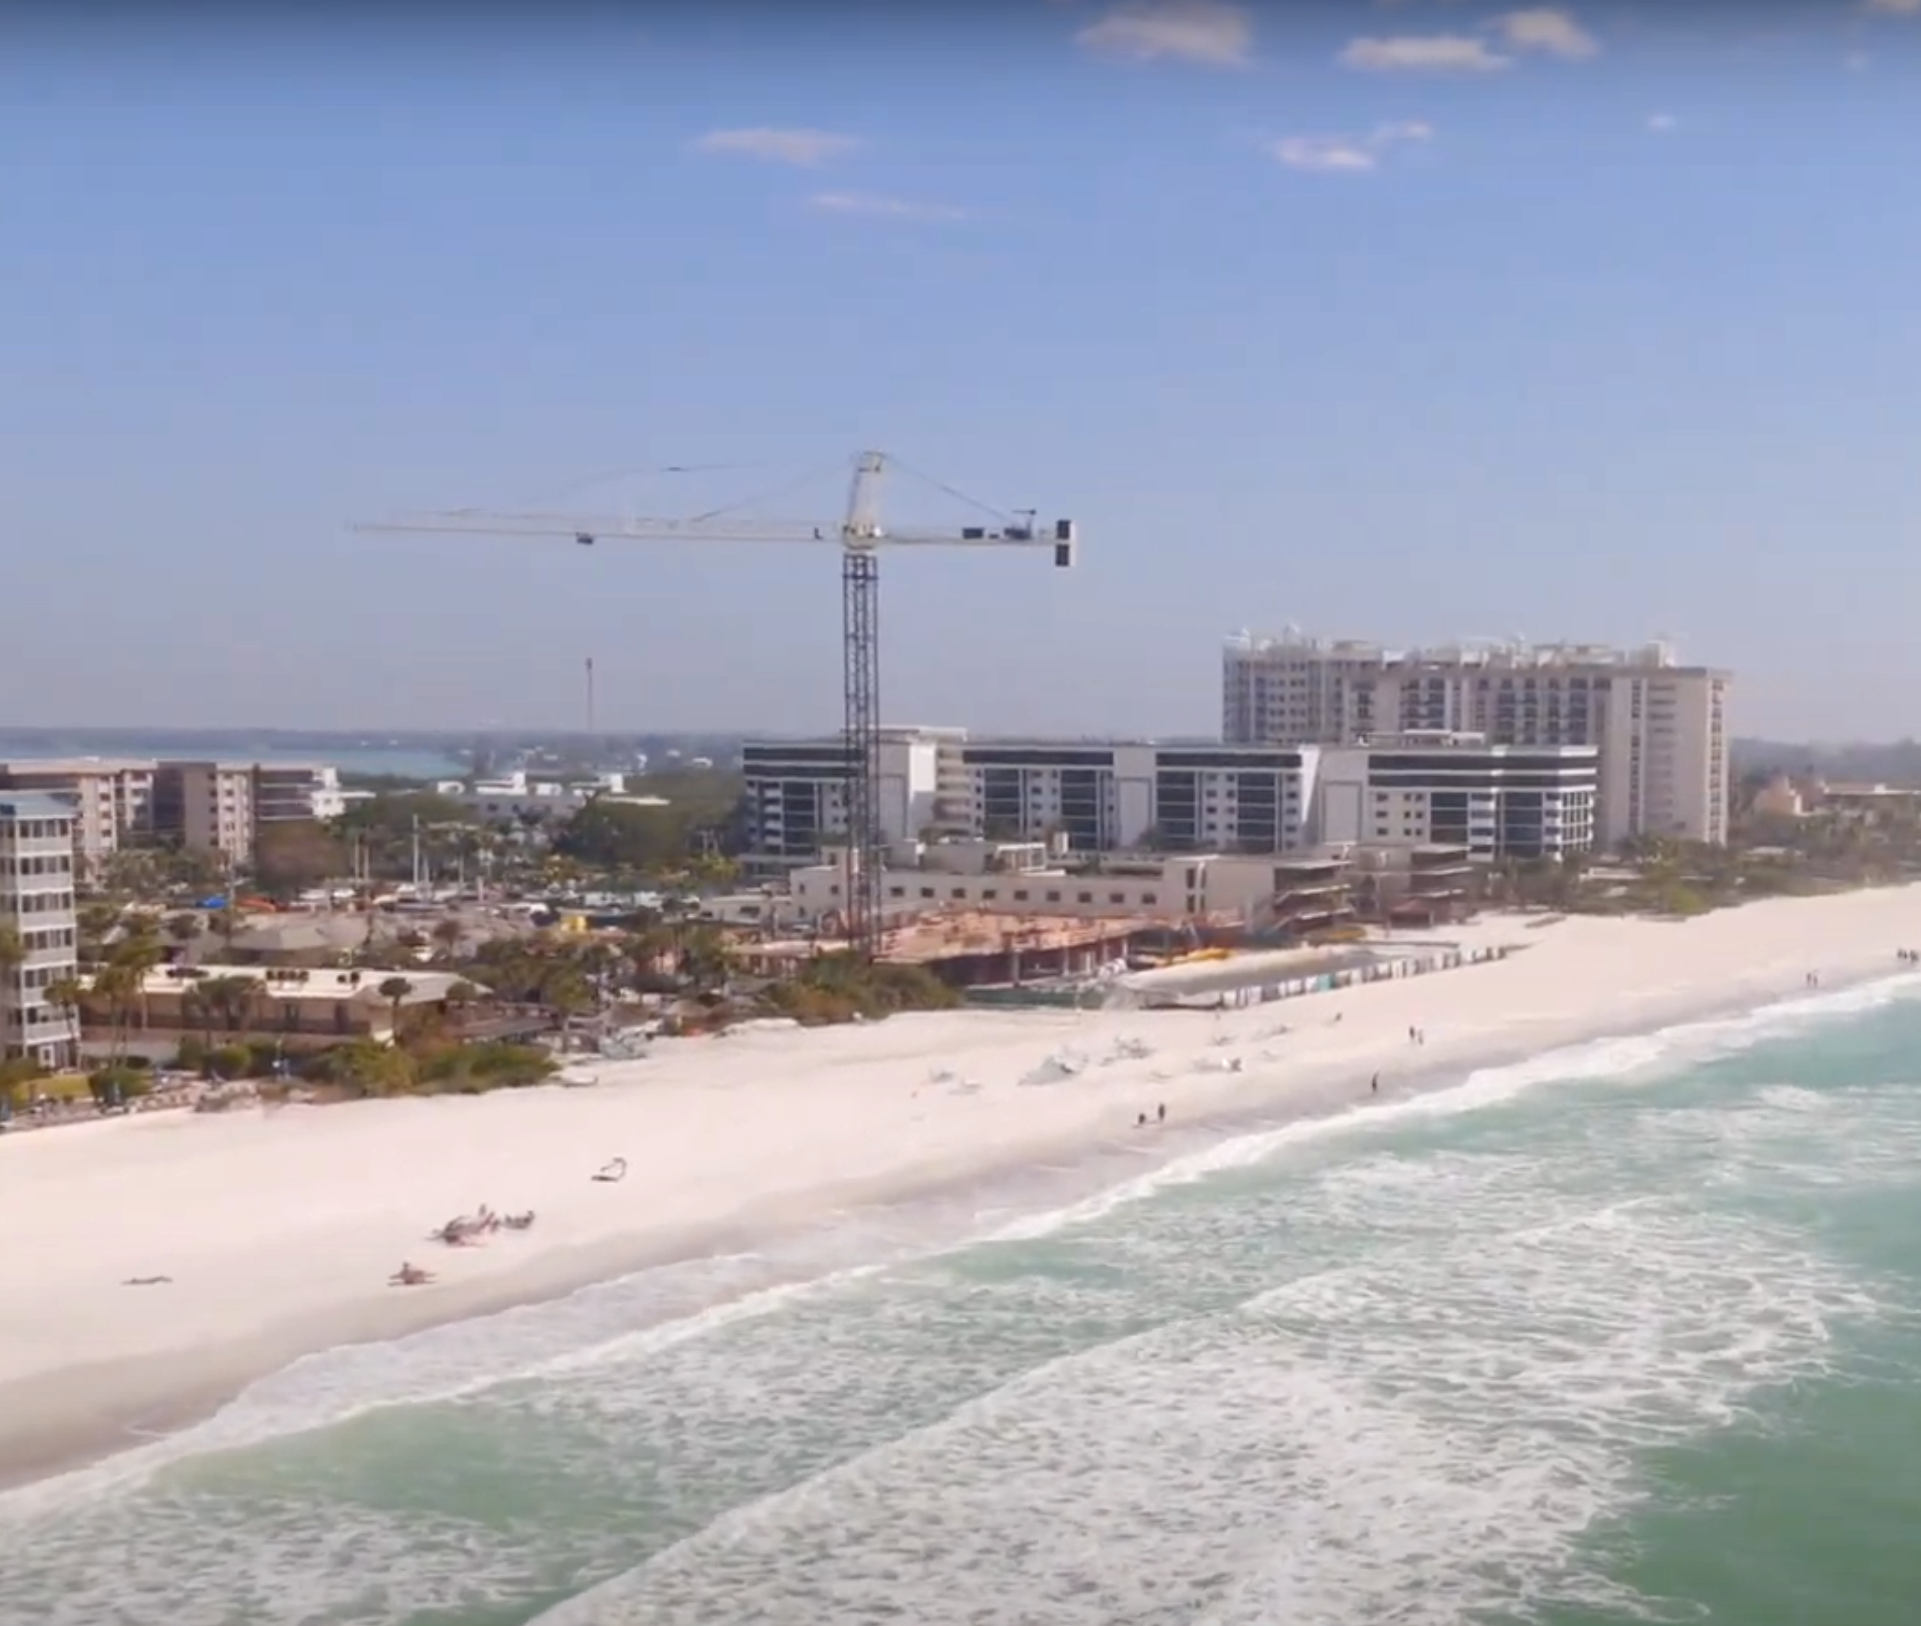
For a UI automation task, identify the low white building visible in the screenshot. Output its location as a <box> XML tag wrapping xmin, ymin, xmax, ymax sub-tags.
<box><xmin>253</xmin><ymin>763</ymin><xmax>347</xmax><ymax>824</ymax></box>
<box><xmin>436</xmin><ymin>770</ymin><xmax>667</xmax><ymax>826</ymax></box>
<box><xmin>790</xmin><ymin>840</ymin><xmax>1306</xmax><ymax>926</ymax></box>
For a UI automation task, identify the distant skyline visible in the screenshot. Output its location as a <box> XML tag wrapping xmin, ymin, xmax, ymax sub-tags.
<box><xmin>4</xmin><ymin>2</ymin><xmax>1919</xmax><ymax>739</ymax></box>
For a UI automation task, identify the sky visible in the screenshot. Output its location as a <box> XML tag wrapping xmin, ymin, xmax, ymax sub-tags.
<box><xmin>2</xmin><ymin>0</ymin><xmax>1918</xmax><ymax>742</ymax></box>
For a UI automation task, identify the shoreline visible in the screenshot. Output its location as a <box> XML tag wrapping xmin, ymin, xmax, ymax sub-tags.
<box><xmin>5</xmin><ymin>894</ymin><xmax>1921</xmax><ymax>1499</ymax></box>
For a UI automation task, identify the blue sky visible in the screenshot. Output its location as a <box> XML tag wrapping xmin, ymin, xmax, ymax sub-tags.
<box><xmin>2</xmin><ymin>1</ymin><xmax>1917</xmax><ymax>740</ymax></box>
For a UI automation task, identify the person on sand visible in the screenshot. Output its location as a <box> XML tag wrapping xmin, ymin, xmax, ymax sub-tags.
<box><xmin>121</xmin><ymin>1275</ymin><xmax>172</xmax><ymax>1287</ymax></box>
<box><xmin>1136</xmin><ymin>1111</ymin><xmax>1148</xmax><ymax>1128</ymax></box>
<box><xmin>1370</xmin><ymin>1073</ymin><xmax>1379</xmax><ymax>1095</ymax></box>
<box><xmin>390</xmin><ymin>1262</ymin><xmax>435</xmax><ymax>1287</ymax></box>
<box><xmin>592</xmin><ymin>1157</ymin><xmax>628</xmax><ymax>1184</ymax></box>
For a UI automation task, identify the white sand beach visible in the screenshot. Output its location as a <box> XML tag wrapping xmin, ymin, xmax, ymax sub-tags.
<box><xmin>5</xmin><ymin>886</ymin><xmax>1921</xmax><ymax>1489</ymax></box>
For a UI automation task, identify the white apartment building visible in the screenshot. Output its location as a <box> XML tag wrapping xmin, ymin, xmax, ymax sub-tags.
<box><xmin>742</xmin><ymin>730</ymin><xmax>1316</xmax><ymax>862</ymax></box>
<box><xmin>741</xmin><ymin>729</ymin><xmax>967</xmax><ymax>865</ymax></box>
<box><xmin>0</xmin><ymin>792</ymin><xmax>82</xmax><ymax>1070</ymax></box>
<box><xmin>152</xmin><ymin>761</ymin><xmax>258</xmax><ymax>869</ymax></box>
<box><xmin>1316</xmin><ymin>735</ymin><xmax>1598</xmax><ymax>863</ymax></box>
<box><xmin>434</xmin><ymin>770</ymin><xmax>667</xmax><ymax>827</ymax></box>
<box><xmin>744</xmin><ymin>729</ymin><xmax>1594</xmax><ymax>870</ymax></box>
<box><xmin>252</xmin><ymin>763</ymin><xmax>347</xmax><ymax>824</ymax></box>
<box><xmin>0</xmin><ymin>758</ymin><xmax>351</xmax><ymax>877</ymax></box>
<box><xmin>0</xmin><ymin>758</ymin><xmax>154</xmax><ymax>880</ymax></box>
<box><xmin>1222</xmin><ymin>629</ymin><xmax>1729</xmax><ymax>847</ymax></box>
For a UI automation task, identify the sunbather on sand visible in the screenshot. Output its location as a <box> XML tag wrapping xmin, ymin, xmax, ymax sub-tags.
<box><xmin>390</xmin><ymin>1262</ymin><xmax>435</xmax><ymax>1287</ymax></box>
<box><xmin>592</xmin><ymin>1157</ymin><xmax>628</xmax><ymax>1184</ymax></box>
<box><xmin>121</xmin><ymin>1275</ymin><xmax>172</xmax><ymax>1287</ymax></box>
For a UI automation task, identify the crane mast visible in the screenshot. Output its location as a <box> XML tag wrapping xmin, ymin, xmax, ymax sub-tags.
<box><xmin>351</xmin><ymin>448</ymin><xmax>1077</xmax><ymax>959</ymax></box>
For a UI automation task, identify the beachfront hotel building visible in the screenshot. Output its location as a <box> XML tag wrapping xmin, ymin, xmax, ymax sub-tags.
<box><xmin>1221</xmin><ymin>630</ymin><xmax>1729</xmax><ymax>848</ymax></box>
<box><xmin>0</xmin><ymin>792</ymin><xmax>82</xmax><ymax>1070</ymax></box>
<box><xmin>1313</xmin><ymin>736</ymin><xmax>1598</xmax><ymax>863</ymax></box>
<box><xmin>743</xmin><ymin>730</ymin><xmax>1318</xmax><ymax>863</ymax></box>
<box><xmin>743</xmin><ymin>728</ymin><xmax>1596</xmax><ymax>870</ymax></box>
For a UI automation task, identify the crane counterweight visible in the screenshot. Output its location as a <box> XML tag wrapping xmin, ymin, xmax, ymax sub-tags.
<box><xmin>350</xmin><ymin>448</ymin><xmax>1078</xmax><ymax>958</ymax></box>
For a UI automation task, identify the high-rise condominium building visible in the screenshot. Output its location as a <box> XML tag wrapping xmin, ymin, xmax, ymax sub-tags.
<box><xmin>0</xmin><ymin>792</ymin><xmax>82</xmax><ymax>1070</ymax></box>
<box><xmin>1221</xmin><ymin>629</ymin><xmax>1730</xmax><ymax>847</ymax></box>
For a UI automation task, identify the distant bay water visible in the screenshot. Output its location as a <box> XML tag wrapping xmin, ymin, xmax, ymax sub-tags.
<box><xmin>0</xmin><ymin>734</ymin><xmax>464</xmax><ymax>781</ymax></box>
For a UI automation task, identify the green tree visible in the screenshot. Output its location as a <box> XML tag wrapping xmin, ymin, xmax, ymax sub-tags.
<box><xmin>553</xmin><ymin>801</ymin><xmax>698</xmax><ymax>875</ymax></box>
<box><xmin>253</xmin><ymin>820</ymin><xmax>345</xmax><ymax>896</ymax></box>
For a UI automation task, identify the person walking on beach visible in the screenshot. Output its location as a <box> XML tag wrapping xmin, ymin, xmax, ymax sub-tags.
<box><xmin>1370</xmin><ymin>1072</ymin><xmax>1379</xmax><ymax>1095</ymax></box>
<box><xmin>1156</xmin><ymin>1102</ymin><xmax>1166</xmax><ymax>1124</ymax></box>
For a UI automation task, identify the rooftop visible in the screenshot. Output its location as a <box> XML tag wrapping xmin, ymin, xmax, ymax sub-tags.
<box><xmin>0</xmin><ymin>757</ymin><xmax>159</xmax><ymax>776</ymax></box>
<box><xmin>1224</xmin><ymin>628</ymin><xmax>1727</xmax><ymax>676</ymax></box>
<box><xmin>0</xmin><ymin>791</ymin><xmax>81</xmax><ymax>821</ymax></box>
<box><xmin>113</xmin><ymin>964</ymin><xmax>466</xmax><ymax>1004</ymax></box>
<box><xmin>880</xmin><ymin>910</ymin><xmax>1153</xmax><ymax>963</ymax></box>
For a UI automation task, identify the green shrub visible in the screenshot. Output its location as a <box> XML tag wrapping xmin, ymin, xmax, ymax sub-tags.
<box><xmin>88</xmin><ymin>1065</ymin><xmax>151</xmax><ymax>1105</ymax></box>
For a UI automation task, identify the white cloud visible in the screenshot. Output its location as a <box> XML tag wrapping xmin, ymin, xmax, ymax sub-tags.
<box><xmin>1076</xmin><ymin>0</ymin><xmax>1254</xmax><ymax>66</ymax></box>
<box><xmin>1861</xmin><ymin>0</ymin><xmax>1919</xmax><ymax>15</ymax></box>
<box><xmin>1271</xmin><ymin>121</ymin><xmax>1433</xmax><ymax>174</ymax></box>
<box><xmin>1646</xmin><ymin>112</ymin><xmax>1677</xmax><ymax>132</ymax></box>
<box><xmin>810</xmin><ymin>193</ymin><xmax>968</xmax><ymax>223</ymax></box>
<box><xmin>1339</xmin><ymin>33</ymin><xmax>1510</xmax><ymax>70</ymax></box>
<box><xmin>1274</xmin><ymin>137</ymin><xmax>1379</xmax><ymax>172</ymax></box>
<box><xmin>1488</xmin><ymin>7</ymin><xmax>1599</xmax><ymax>58</ymax></box>
<box><xmin>693</xmin><ymin>128</ymin><xmax>858</xmax><ymax>166</ymax></box>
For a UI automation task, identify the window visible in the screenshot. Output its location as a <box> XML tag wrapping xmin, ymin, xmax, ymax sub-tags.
<box><xmin>1108</xmin><ymin>892</ymin><xmax>1127</xmax><ymax>904</ymax></box>
<box><xmin>1141</xmin><ymin>892</ymin><xmax>1158</xmax><ymax>906</ymax></box>
<box><xmin>1077</xmin><ymin>891</ymin><xmax>1094</xmax><ymax>904</ymax></box>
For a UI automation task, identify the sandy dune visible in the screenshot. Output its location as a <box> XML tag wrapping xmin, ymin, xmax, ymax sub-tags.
<box><xmin>4</xmin><ymin>887</ymin><xmax>1919</xmax><ymax>1487</ymax></box>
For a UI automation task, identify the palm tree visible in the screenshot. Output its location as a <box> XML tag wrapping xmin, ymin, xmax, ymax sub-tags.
<box><xmin>678</xmin><ymin>924</ymin><xmax>735</xmax><ymax>996</ymax></box>
<box><xmin>43</xmin><ymin>974</ymin><xmax>85</xmax><ymax>1055</ymax></box>
<box><xmin>537</xmin><ymin>967</ymin><xmax>595</xmax><ymax>1051</ymax></box>
<box><xmin>106</xmin><ymin>931</ymin><xmax>163</xmax><ymax>1046</ymax></box>
<box><xmin>0</xmin><ymin>927</ymin><xmax>25</xmax><ymax>1056</ymax></box>
<box><xmin>199</xmin><ymin>973</ymin><xmax>256</xmax><ymax>1037</ymax></box>
<box><xmin>376</xmin><ymin>976</ymin><xmax>415</xmax><ymax>1043</ymax></box>
<box><xmin>89</xmin><ymin>961</ymin><xmax>135</xmax><ymax>1062</ymax></box>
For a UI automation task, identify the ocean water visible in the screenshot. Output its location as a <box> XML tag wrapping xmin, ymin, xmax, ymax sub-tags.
<box><xmin>8</xmin><ymin>978</ymin><xmax>1921</xmax><ymax>1626</ymax></box>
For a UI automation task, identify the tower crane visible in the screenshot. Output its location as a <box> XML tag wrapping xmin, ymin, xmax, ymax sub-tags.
<box><xmin>349</xmin><ymin>450</ymin><xmax>1078</xmax><ymax>958</ymax></box>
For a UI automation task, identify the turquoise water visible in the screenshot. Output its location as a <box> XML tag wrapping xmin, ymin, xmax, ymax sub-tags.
<box><xmin>7</xmin><ymin>978</ymin><xmax>1921</xmax><ymax>1625</ymax></box>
